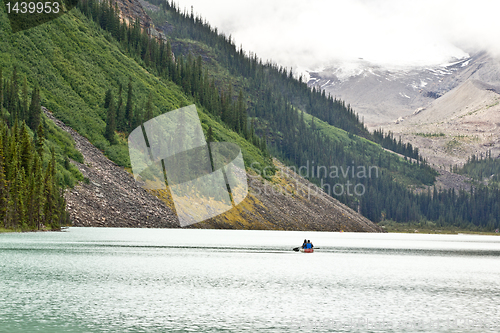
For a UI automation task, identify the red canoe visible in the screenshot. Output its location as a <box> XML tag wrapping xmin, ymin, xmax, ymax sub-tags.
<box><xmin>300</xmin><ymin>248</ymin><xmax>314</xmax><ymax>253</ymax></box>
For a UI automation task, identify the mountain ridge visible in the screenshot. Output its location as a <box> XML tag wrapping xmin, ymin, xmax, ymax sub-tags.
<box><xmin>308</xmin><ymin>52</ymin><xmax>500</xmax><ymax>126</ymax></box>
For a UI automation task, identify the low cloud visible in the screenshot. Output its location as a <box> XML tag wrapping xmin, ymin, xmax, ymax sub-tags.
<box><xmin>175</xmin><ymin>0</ymin><xmax>500</xmax><ymax>71</ymax></box>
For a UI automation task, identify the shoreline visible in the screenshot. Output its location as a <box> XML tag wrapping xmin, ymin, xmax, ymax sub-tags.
<box><xmin>383</xmin><ymin>227</ymin><xmax>500</xmax><ymax>236</ymax></box>
<box><xmin>2</xmin><ymin>226</ymin><xmax>498</xmax><ymax>236</ymax></box>
<box><xmin>0</xmin><ymin>227</ymin><xmax>66</xmax><ymax>234</ymax></box>
<box><xmin>378</xmin><ymin>220</ymin><xmax>500</xmax><ymax>235</ymax></box>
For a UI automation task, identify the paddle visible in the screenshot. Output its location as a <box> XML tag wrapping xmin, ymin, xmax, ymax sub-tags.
<box><xmin>293</xmin><ymin>247</ymin><xmax>319</xmax><ymax>251</ymax></box>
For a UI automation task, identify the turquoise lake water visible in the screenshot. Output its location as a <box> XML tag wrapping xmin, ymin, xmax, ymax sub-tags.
<box><xmin>1</xmin><ymin>228</ymin><xmax>500</xmax><ymax>332</ymax></box>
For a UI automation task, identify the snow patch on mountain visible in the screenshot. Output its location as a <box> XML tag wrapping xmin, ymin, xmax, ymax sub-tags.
<box><xmin>306</xmin><ymin>53</ymin><xmax>479</xmax><ymax>125</ymax></box>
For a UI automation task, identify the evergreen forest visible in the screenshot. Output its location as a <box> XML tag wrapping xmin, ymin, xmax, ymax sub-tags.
<box><xmin>0</xmin><ymin>68</ymin><xmax>82</xmax><ymax>230</ymax></box>
<box><xmin>1</xmin><ymin>0</ymin><xmax>500</xmax><ymax>231</ymax></box>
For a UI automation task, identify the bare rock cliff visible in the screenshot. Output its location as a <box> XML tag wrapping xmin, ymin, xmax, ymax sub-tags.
<box><xmin>111</xmin><ymin>0</ymin><xmax>153</xmax><ymax>30</ymax></box>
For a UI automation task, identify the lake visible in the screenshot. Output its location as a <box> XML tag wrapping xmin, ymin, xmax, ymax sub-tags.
<box><xmin>1</xmin><ymin>228</ymin><xmax>500</xmax><ymax>332</ymax></box>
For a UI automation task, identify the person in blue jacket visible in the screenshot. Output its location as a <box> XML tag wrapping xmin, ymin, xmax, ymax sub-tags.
<box><xmin>302</xmin><ymin>239</ymin><xmax>307</xmax><ymax>249</ymax></box>
<box><xmin>306</xmin><ymin>240</ymin><xmax>313</xmax><ymax>249</ymax></box>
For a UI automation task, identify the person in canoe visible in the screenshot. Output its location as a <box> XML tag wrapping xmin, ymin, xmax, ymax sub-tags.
<box><xmin>295</xmin><ymin>240</ymin><xmax>314</xmax><ymax>252</ymax></box>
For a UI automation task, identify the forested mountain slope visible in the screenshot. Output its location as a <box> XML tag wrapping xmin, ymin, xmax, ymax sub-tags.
<box><xmin>141</xmin><ymin>0</ymin><xmax>443</xmax><ymax>221</ymax></box>
<box><xmin>0</xmin><ymin>3</ymin><xmax>382</xmax><ymax>231</ymax></box>
<box><xmin>141</xmin><ymin>0</ymin><xmax>500</xmax><ymax>230</ymax></box>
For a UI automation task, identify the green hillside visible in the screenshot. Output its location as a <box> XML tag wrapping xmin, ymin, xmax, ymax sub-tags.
<box><xmin>0</xmin><ymin>5</ymin><xmax>272</xmax><ymax>174</ymax></box>
<box><xmin>0</xmin><ymin>2</ymin><xmax>274</xmax><ymax>231</ymax></box>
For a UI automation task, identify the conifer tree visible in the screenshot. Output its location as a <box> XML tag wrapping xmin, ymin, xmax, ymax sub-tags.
<box><xmin>104</xmin><ymin>94</ymin><xmax>117</xmax><ymax>144</ymax></box>
<box><xmin>132</xmin><ymin>106</ymin><xmax>142</xmax><ymax>131</ymax></box>
<box><xmin>103</xmin><ymin>89</ymin><xmax>112</xmax><ymax>109</ymax></box>
<box><xmin>13</xmin><ymin>169</ymin><xmax>26</xmax><ymax>226</ymax></box>
<box><xmin>8</xmin><ymin>67</ymin><xmax>19</xmax><ymax>122</ymax></box>
<box><xmin>30</xmin><ymin>153</ymin><xmax>43</xmax><ymax>228</ymax></box>
<box><xmin>0</xmin><ymin>129</ymin><xmax>6</xmax><ymax>226</ymax></box>
<box><xmin>166</xmin><ymin>41</ymin><xmax>173</xmax><ymax>77</ymax></box>
<box><xmin>144</xmin><ymin>92</ymin><xmax>153</xmax><ymax>122</ymax></box>
<box><xmin>21</xmin><ymin>77</ymin><xmax>29</xmax><ymax>122</ymax></box>
<box><xmin>28</xmin><ymin>87</ymin><xmax>41</xmax><ymax>130</ymax></box>
<box><xmin>42</xmin><ymin>149</ymin><xmax>57</xmax><ymax>229</ymax></box>
<box><xmin>207</xmin><ymin>125</ymin><xmax>214</xmax><ymax>143</ymax></box>
<box><xmin>237</xmin><ymin>89</ymin><xmax>246</xmax><ymax>135</ymax></box>
<box><xmin>145</xmin><ymin>40</ymin><xmax>152</xmax><ymax>67</ymax></box>
<box><xmin>19</xmin><ymin>122</ymin><xmax>33</xmax><ymax>177</ymax></box>
<box><xmin>0</xmin><ymin>67</ymin><xmax>3</xmax><ymax>119</ymax></box>
<box><xmin>116</xmin><ymin>83</ymin><xmax>124</xmax><ymax>131</ymax></box>
<box><xmin>206</xmin><ymin>126</ymin><xmax>215</xmax><ymax>171</ymax></box>
<box><xmin>6</xmin><ymin>123</ymin><xmax>19</xmax><ymax>182</ymax></box>
<box><xmin>35</xmin><ymin>122</ymin><xmax>45</xmax><ymax>155</ymax></box>
<box><xmin>0</xmin><ymin>67</ymin><xmax>3</xmax><ymax>102</ymax></box>
<box><xmin>125</xmin><ymin>78</ymin><xmax>133</xmax><ymax>131</ymax></box>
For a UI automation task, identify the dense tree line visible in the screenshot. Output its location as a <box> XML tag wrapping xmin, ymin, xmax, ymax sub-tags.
<box><xmin>102</xmin><ymin>79</ymin><xmax>142</xmax><ymax>143</ymax></box>
<box><xmin>257</xmin><ymin>92</ymin><xmax>436</xmax><ymax>223</ymax></box>
<box><xmin>0</xmin><ymin>67</ymin><xmax>43</xmax><ymax>131</ymax></box>
<box><xmin>454</xmin><ymin>150</ymin><xmax>500</xmax><ymax>183</ymax></box>
<box><xmin>415</xmin><ymin>186</ymin><xmax>500</xmax><ymax>230</ymax></box>
<box><xmin>147</xmin><ymin>0</ymin><xmax>369</xmax><ymax>138</ymax></box>
<box><xmin>373</xmin><ymin>129</ymin><xmax>422</xmax><ymax>161</ymax></box>
<box><xmin>152</xmin><ymin>0</ymin><xmax>425</xmax><ymax>163</ymax></box>
<box><xmin>78</xmin><ymin>0</ymin><xmax>267</xmax><ymax>152</ymax></box>
<box><xmin>0</xmin><ymin>69</ymin><xmax>69</xmax><ymax>230</ymax></box>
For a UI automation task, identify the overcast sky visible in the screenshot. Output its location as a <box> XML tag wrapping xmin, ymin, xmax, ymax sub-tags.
<box><xmin>174</xmin><ymin>0</ymin><xmax>499</xmax><ymax>72</ymax></box>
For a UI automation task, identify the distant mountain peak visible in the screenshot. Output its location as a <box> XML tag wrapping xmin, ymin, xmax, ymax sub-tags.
<box><xmin>306</xmin><ymin>52</ymin><xmax>499</xmax><ymax>126</ymax></box>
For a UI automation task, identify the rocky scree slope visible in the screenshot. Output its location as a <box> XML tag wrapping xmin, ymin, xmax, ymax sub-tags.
<box><xmin>45</xmin><ymin>108</ymin><xmax>180</xmax><ymax>228</ymax></box>
<box><xmin>385</xmin><ymin>79</ymin><xmax>500</xmax><ymax>167</ymax></box>
<box><xmin>189</xmin><ymin>159</ymin><xmax>383</xmax><ymax>232</ymax></box>
<box><xmin>48</xmin><ymin>109</ymin><xmax>382</xmax><ymax>232</ymax></box>
<box><xmin>383</xmin><ymin>53</ymin><xmax>500</xmax><ymax>168</ymax></box>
